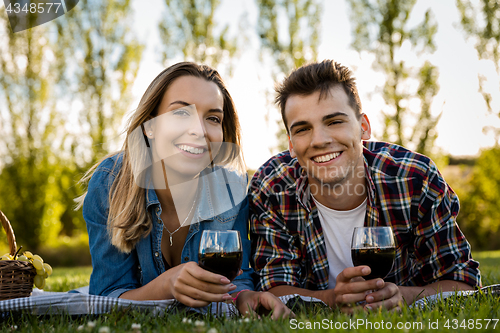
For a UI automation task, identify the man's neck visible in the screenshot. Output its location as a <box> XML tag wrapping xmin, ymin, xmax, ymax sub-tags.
<box><xmin>311</xmin><ymin>165</ymin><xmax>367</xmax><ymax>211</ymax></box>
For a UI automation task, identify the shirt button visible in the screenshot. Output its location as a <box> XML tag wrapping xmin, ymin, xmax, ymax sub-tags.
<box><xmin>154</xmin><ymin>252</ymin><xmax>159</xmax><ymax>257</ymax></box>
<box><xmin>184</xmin><ymin>256</ymin><xmax>189</xmax><ymax>261</ymax></box>
<box><xmin>156</xmin><ymin>207</ymin><xmax>160</xmax><ymax>213</ymax></box>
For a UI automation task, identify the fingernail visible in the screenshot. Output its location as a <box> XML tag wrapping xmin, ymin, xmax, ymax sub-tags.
<box><xmin>362</xmin><ymin>267</ymin><xmax>370</xmax><ymax>275</ymax></box>
<box><xmin>376</xmin><ymin>279</ymin><xmax>384</xmax><ymax>288</ymax></box>
<box><xmin>221</xmin><ymin>277</ymin><xmax>230</xmax><ymax>283</ymax></box>
<box><xmin>228</xmin><ymin>284</ymin><xmax>237</xmax><ymax>289</ymax></box>
<box><xmin>222</xmin><ymin>294</ymin><xmax>232</xmax><ymax>300</ymax></box>
<box><xmin>366</xmin><ymin>296</ymin><xmax>374</xmax><ymax>302</ymax></box>
<box><xmin>365</xmin><ymin>305</ymin><xmax>372</xmax><ymax>310</ymax></box>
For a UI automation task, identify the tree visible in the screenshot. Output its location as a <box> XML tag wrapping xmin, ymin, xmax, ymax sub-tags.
<box><xmin>53</xmin><ymin>0</ymin><xmax>144</xmax><ymax>236</ymax></box>
<box><xmin>452</xmin><ymin>147</ymin><xmax>500</xmax><ymax>250</ymax></box>
<box><xmin>347</xmin><ymin>0</ymin><xmax>441</xmax><ymax>156</ymax></box>
<box><xmin>457</xmin><ymin>0</ymin><xmax>500</xmax><ymax>141</ymax></box>
<box><xmin>158</xmin><ymin>0</ymin><xmax>239</xmax><ymax>71</ymax></box>
<box><xmin>0</xmin><ymin>12</ymin><xmax>59</xmax><ymax>249</ymax></box>
<box><xmin>257</xmin><ymin>0</ymin><xmax>322</xmax><ymax>151</ymax></box>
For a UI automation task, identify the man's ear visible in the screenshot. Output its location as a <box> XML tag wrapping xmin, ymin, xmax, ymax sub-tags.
<box><xmin>360</xmin><ymin>114</ymin><xmax>371</xmax><ymax>140</ymax></box>
<box><xmin>288</xmin><ymin>136</ymin><xmax>296</xmax><ymax>158</ymax></box>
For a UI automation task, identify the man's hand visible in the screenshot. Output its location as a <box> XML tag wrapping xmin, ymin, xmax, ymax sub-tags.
<box><xmin>236</xmin><ymin>291</ymin><xmax>294</xmax><ymax>320</ymax></box>
<box><xmin>332</xmin><ymin>266</ymin><xmax>401</xmax><ymax>313</ymax></box>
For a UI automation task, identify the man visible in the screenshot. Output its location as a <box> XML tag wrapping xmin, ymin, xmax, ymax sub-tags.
<box><xmin>249</xmin><ymin>60</ymin><xmax>480</xmax><ymax>312</ymax></box>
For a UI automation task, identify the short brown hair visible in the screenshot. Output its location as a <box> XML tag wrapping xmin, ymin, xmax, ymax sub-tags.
<box><xmin>275</xmin><ymin>59</ymin><xmax>362</xmax><ymax>132</ymax></box>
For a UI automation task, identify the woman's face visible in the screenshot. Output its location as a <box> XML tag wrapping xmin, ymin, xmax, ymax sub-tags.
<box><xmin>147</xmin><ymin>75</ymin><xmax>224</xmax><ymax>181</ymax></box>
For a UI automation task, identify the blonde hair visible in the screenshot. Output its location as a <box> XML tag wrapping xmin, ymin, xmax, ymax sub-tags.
<box><xmin>76</xmin><ymin>62</ymin><xmax>244</xmax><ymax>253</ymax></box>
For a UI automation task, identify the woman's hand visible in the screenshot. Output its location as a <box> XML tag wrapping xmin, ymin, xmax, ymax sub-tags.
<box><xmin>235</xmin><ymin>290</ymin><xmax>294</xmax><ymax>320</ymax></box>
<box><xmin>167</xmin><ymin>262</ymin><xmax>237</xmax><ymax>307</ymax></box>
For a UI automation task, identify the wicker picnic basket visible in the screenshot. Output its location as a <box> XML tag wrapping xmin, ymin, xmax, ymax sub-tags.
<box><xmin>0</xmin><ymin>210</ymin><xmax>36</xmax><ymax>300</ymax></box>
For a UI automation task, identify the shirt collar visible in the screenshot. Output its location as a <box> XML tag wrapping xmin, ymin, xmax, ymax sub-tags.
<box><xmin>145</xmin><ymin>167</ymin><xmax>245</xmax><ymax>223</ymax></box>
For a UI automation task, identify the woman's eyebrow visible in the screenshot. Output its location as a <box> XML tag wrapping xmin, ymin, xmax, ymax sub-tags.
<box><xmin>168</xmin><ymin>100</ymin><xmax>190</xmax><ymax>107</ymax></box>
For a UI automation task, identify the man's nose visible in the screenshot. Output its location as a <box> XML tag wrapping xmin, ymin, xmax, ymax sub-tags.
<box><xmin>310</xmin><ymin>128</ymin><xmax>332</xmax><ymax>147</ymax></box>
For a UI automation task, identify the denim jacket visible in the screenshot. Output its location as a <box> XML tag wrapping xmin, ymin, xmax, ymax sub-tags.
<box><xmin>83</xmin><ymin>153</ymin><xmax>253</xmax><ymax>298</ymax></box>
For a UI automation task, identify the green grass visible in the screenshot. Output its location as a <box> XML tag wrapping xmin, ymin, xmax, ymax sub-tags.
<box><xmin>44</xmin><ymin>266</ymin><xmax>92</xmax><ymax>292</ymax></box>
<box><xmin>1</xmin><ymin>252</ymin><xmax>499</xmax><ymax>332</ymax></box>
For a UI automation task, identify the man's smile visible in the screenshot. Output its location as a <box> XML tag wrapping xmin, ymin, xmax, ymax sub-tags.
<box><xmin>311</xmin><ymin>151</ymin><xmax>342</xmax><ymax>163</ymax></box>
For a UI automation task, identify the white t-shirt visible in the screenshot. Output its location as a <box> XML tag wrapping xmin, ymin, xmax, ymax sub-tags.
<box><xmin>312</xmin><ymin>196</ymin><xmax>367</xmax><ymax>289</ymax></box>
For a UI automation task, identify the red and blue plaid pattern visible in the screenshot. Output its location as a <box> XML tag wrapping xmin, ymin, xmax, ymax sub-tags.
<box><xmin>250</xmin><ymin>141</ymin><xmax>481</xmax><ymax>292</ymax></box>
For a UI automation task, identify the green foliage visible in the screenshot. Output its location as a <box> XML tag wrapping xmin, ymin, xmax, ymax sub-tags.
<box><xmin>159</xmin><ymin>0</ymin><xmax>239</xmax><ymax>71</ymax></box>
<box><xmin>347</xmin><ymin>0</ymin><xmax>441</xmax><ymax>156</ymax></box>
<box><xmin>37</xmin><ymin>234</ymin><xmax>91</xmax><ymax>268</ymax></box>
<box><xmin>0</xmin><ymin>0</ymin><xmax>143</xmax><ymax>249</ymax></box>
<box><xmin>453</xmin><ymin>147</ymin><xmax>500</xmax><ymax>250</ymax></box>
<box><xmin>257</xmin><ymin>0</ymin><xmax>322</xmax><ymax>152</ymax></box>
<box><xmin>457</xmin><ymin>0</ymin><xmax>500</xmax><ymax>141</ymax></box>
<box><xmin>0</xmin><ymin>11</ymin><xmax>61</xmax><ymax>249</ymax></box>
<box><xmin>55</xmin><ymin>0</ymin><xmax>144</xmax><ymax>164</ymax></box>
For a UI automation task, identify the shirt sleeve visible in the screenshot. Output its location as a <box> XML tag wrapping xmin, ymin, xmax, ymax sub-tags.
<box><xmin>230</xmin><ymin>197</ymin><xmax>256</xmax><ymax>293</ymax></box>
<box><xmin>249</xmin><ymin>172</ymin><xmax>304</xmax><ymax>291</ymax></box>
<box><xmin>83</xmin><ymin>161</ymin><xmax>141</xmax><ymax>297</ymax></box>
<box><xmin>412</xmin><ymin>160</ymin><xmax>481</xmax><ymax>287</ymax></box>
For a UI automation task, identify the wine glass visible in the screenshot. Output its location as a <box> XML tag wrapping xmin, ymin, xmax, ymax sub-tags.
<box><xmin>198</xmin><ymin>230</ymin><xmax>243</xmax><ymax>316</ymax></box>
<box><xmin>351</xmin><ymin>226</ymin><xmax>396</xmax><ymax>280</ymax></box>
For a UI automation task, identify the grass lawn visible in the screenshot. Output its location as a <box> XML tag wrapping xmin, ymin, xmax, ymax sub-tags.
<box><xmin>1</xmin><ymin>251</ymin><xmax>499</xmax><ymax>332</ymax></box>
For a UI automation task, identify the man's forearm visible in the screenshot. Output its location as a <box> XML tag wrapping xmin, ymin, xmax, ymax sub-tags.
<box><xmin>399</xmin><ymin>280</ymin><xmax>474</xmax><ymax>305</ymax></box>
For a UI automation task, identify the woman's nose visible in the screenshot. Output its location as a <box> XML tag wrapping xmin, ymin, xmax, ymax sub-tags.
<box><xmin>187</xmin><ymin>116</ymin><xmax>206</xmax><ymax>137</ymax></box>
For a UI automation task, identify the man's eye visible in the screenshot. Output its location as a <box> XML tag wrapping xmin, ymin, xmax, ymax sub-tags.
<box><xmin>295</xmin><ymin>128</ymin><xmax>308</xmax><ymax>134</ymax></box>
<box><xmin>328</xmin><ymin>120</ymin><xmax>342</xmax><ymax>126</ymax></box>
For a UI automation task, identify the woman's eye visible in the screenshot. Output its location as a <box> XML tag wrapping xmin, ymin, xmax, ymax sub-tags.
<box><xmin>173</xmin><ymin>109</ymin><xmax>190</xmax><ymax>116</ymax></box>
<box><xmin>208</xmin><ymin>116</ymin><xmax>222</xmax><ymax>124</ymax></box>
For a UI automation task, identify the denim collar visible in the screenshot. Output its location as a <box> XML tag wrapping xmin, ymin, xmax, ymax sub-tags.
<box><xmin>144</xmin><ymin>167</ymin><xmax>246</xmax><ymax>224</ymax></box>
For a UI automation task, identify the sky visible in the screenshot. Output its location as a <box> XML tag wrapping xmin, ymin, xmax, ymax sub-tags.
<box><xmin>128</xmin><ymin>0</ymin><xmax>500</xmax><ymax>170</ymax></box>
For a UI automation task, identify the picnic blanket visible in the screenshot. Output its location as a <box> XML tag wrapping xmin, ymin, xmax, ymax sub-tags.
<box><xmin>0</xmin><ymin>287</ymin><xmax>317</xmax><ymax>318</ymax></box>
<box><xmin>0</xmin><ymin>284</ymin><xmax>498</xmax><ymax>317</ymax></box>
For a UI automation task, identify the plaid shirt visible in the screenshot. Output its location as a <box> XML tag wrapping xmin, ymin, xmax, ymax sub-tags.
<box><xmin>250</xmin><ymin>141</ymin><xmax>481</xmax><ymax>291</ymax></box>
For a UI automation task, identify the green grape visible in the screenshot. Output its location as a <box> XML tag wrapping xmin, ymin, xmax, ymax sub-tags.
<box><xmin>33</xmin><ymin>254</ymin><xmax>43</xmax><ymax>263</ymax></box>
<box><xmin>17</xmin><ymin>255</ymin><xmax>29</xmax><ymax>262</ymax></box>
<box><xmin>36</xmin><ymin>268</ymin><xmax>45</xmax><ymax>276</ymax></box>
<box><xmin>34</xmin><ymin>275</ymin><xmax>45</xmax><ymax>289</ymax></box>
<box><xmin>1</xmin><ymin>254</ymin><xmax>12</xmax><ymax>260</ymax></box>
<box><xmin>32</xmin><ymin>259</ymin><xmax>43</xmax><ymax>270</ymax></box>
<box><xmin>23</xmin><ymin>251</ymin><xmax>33</xmax><ymax>259</ymax></box>
<box><xmin>43</xmin><ymin>263</ymin><xmax>53</xmax><ymax>276</ymax></box>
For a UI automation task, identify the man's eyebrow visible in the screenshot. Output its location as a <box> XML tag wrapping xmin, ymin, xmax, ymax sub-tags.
<box><xmin>323</xmin><ymin>112</ymin><xmax>348</xmax><ymax>121</ymax></box>
<box><xmin>289</xmin><ymin>112</ymin><xmax>349</xmax><ymax>131</ymax></box>
<box><xmin>289</xmin><ymin>121</ymin><xmax>309</xmax><ymax>132</ymax></box>
<box><xmin>168</xmin><ymin>100</ymin><xmax>223</xmax><ymax>113</ymax></box>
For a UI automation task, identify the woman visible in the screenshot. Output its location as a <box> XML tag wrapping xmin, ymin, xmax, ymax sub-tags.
<box><xmin>78</xmin><ymin>62</ymin><xmax>291</xmax><ymax>319</ymax></box>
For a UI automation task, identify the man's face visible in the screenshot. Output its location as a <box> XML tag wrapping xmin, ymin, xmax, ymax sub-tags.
<box><xmin>285</xmin><ymin>87</ymin><xmax>371</xmax><ymax>190</ymax></box>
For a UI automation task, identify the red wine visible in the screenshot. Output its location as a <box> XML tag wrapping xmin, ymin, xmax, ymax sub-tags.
<box><xmin>198</xmin><ymin>251</ymin><xmax>243</xmax><ymax>281</ymax></box>
<box><xmin>351</xmin><ymin>247</ymin><xmax>395</xmax><ymax>280</ymax></box>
